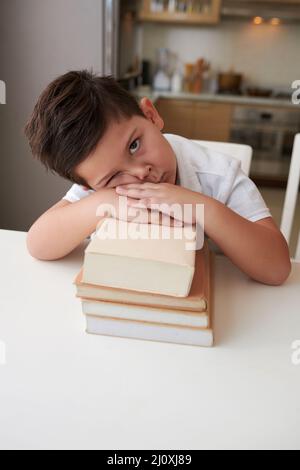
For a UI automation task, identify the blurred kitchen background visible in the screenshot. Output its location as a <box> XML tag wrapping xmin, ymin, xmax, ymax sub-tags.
<box><xmin>0</xmin><ymin>0</ymin><xmax>299</xmax><ymax>254</ymax></box>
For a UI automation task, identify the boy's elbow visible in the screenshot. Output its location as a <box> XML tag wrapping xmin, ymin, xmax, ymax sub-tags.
<box><xmin>268</xmin><ymin>257</ymin><xmax>292</xmax><ymax>286</ymax></box>
<box><xmin>26</xmin><ymin>229</ymin><xmax>49</xmax><ymax>260</ymax></box>
<box><xmin>26</xmin><ymin>226</ymin><xmax>64</xmax><ymax>261</ymax></box>
<box><xmin>266</xmin><ymin>236</ymin><xmax>292</xmax><ymax>286</ymax></box>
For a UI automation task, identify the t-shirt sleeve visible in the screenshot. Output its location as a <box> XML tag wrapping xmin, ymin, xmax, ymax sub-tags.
<box><xmin>62</xmin><ymin>184</ymin><xmax>95</xmax><ymax>203</ymax></box>
<box><xmin>214</xmin><ymin>161</ymin><xmax>272</xmax><ymax>222</ymax></box>
<box><xmin>226</xmin><ymin>169</ymin><xmax>272</xmax><ymax>222</ymax></box>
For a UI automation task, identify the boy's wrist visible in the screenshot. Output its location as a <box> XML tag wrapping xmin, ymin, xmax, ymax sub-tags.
<box><xmin>195</xmin><ymin>192</ymin><xmax>219</xmax><ymax>227</ymax></box>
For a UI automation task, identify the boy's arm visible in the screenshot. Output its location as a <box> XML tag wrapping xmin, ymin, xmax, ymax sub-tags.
<box><xmin>27</xmin><ymin>188</ymin><xmax>176</xmax><ymax>261</ymax></box>
<box><xmin>116</xmin><ymin>183</ymin><xmax>292</xmax><ymax>286</ymax></box>
<box><xmin>27</xmin><ymin>189</ymin><xmax>115</xmax><ymax>260</ymax></box>
<box><xmin>200</xmin><ymin>195</ymin><xmax>292</xmax><ymax>286</ymax></box>
<box><xmin>26</xmin><ymin>189</ymin><xmax>149</xmax><ymax>261</ymax></box>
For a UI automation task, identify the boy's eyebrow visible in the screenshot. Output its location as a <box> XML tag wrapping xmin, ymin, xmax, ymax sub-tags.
<box><xmin>93</xmin><ymin>126</ymin><xmax>138</xmax><ymax>187</ymax></box>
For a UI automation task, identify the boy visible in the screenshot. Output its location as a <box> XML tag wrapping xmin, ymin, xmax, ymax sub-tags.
<box><xmin>24</xmin><ymin>70</ymin><xmax>291</xmax><ymax>285</ymax></box>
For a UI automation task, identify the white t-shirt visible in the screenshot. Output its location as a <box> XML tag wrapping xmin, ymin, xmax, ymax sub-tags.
<box><xmin>62</xmin><ymin>132</ymin><xmax>271</xmax><ymax>223</ymax></box>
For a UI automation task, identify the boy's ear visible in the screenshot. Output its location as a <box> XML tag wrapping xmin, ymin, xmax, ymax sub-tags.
<box><xmin>139</xmin><ymin>97</ymin><xmax>164</xmax><ymax>130</ymax></box>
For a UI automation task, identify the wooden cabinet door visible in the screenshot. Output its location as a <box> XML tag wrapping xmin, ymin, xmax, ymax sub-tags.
<box><xmin>156</xmin><ymin>99</ymin><xmax>233</xmax><ymax>142</ymax></box>
<box><xmin>193</xmin><ymin>102</ymin><xmax>233</xmax><ymax>142</ymax></box>
<box><xmin>156</xmin><ymin>99</ymin><xmax>195</xmax><ymax>139</ymax></box>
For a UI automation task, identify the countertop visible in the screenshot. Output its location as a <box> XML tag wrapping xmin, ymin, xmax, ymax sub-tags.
<box><xmin>134</xmin><ymin>86</ymin><xmax>299</xmax><ymax>109</ymax></box>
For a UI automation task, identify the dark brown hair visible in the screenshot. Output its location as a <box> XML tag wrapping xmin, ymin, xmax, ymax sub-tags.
<box><xmin>24</xmin><ymin>69</ymin><xmax>145</xmax><ymax>187</ymax></box>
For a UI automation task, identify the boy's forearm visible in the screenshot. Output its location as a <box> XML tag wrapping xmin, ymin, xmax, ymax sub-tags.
<box><xmin>27</xmin><ymin>189</ymin><xmax>118</xmax><ymax>260</ymax></box>
<box><xmin>197</xmin><ymin>194</ymin><xmax>291</xmax><ymax>285</ymax></box>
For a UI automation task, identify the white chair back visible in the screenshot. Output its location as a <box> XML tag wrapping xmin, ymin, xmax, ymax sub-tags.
<box><xmin>192</xmin><ymin>140</ymin><xmax>253</xmax><ymax>176</ymax></box>
<box><xmin>280</xmin><ymin>134</ymin><xmax>300</xmax><ymax>261</ymax></box>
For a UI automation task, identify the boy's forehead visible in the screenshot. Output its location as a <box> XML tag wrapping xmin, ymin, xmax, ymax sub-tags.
<box><xmin>101</xmin><ymin>116</ymin><xmax>138</xmax><ymax>144</ymax></box>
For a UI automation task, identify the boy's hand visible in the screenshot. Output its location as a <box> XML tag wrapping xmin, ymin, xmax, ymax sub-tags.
<box><xmin>115</xmin><ymin>183</ymin><xmax>201</xmax><ymax>224</ymax></box>
<box><xmin>98</xmin><ymin>187</ymin><xmax>181</xmax><ymax>227</ymax></box>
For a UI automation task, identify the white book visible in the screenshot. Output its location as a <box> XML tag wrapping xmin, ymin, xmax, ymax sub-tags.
<box><xmin>83</xmin><ymin>218</ymin><xmax>196</xmax><ymax>297</ymax></box>
<box><xmin>85</xmin><ymin>315</ymin><xmax>214</xmax><ymax>348</ymax></box>
<box><xmin>82</xmin><ymin>300</ymin><xmax>209</xmax><ymax>328</ymax></box>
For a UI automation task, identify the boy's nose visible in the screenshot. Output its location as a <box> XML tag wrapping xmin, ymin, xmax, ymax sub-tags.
<box><xmin>131</xmin><ymin>165</ymin><xmax>152</xmax><ymax>181</ymax></box>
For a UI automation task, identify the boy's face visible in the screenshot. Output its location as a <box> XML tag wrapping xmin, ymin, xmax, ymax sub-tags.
<box><xmin>74</xmin><ymin>97</ymin><xmax>178</xmax><ymax>190</ymax></box>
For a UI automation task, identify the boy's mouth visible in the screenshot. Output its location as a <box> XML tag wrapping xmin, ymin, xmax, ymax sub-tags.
<box><xmin>146</xmin><ymin>173</ymin><xmax>165</xmax><ymax>184</ymax></box>
<box><xmin>158</xmin><ymin>173</ymin><xmax>165</xmax><ymax>183</ymax></box>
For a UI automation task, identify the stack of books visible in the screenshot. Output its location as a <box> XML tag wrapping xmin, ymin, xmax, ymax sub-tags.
<box><xmin>73</xmin><ymin>218</ymin><xmax>214</xmax><ymax>347</ymax></box>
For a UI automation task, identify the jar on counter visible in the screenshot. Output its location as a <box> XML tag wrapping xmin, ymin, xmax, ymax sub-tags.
<box><xmin>171</xmin><ymin>67</ymin><xmax>183</xmax><ymax>93</ymax></box>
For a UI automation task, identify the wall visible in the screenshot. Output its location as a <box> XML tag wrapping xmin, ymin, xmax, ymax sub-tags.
<box><xmin>0</xmin><ymin>0</ymin><xmax>103</xmax><ymax>231</ymax></box>
<box><xmin>141</xmin><ymin>19</ymin><xmax>300</xmax><ymax>90</ymax></box>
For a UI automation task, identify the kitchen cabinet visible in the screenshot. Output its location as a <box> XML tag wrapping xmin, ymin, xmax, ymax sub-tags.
<box><xmin>156</xmin><ymin>99</ymin><xmax>195</xmax><ymax>139</ymax></box>
<box><xmin>194</xmin><ymin>101</ymin><xmax>233</xmax><ymax>141</ymax></box>
<box><xmin>138</xmin><ymin>0</ymin><xmax>221</xmax><ymax>25</ymax></box>
<box><xmin>156</xmin><ymin>99</ymin><xmax>233</xmax><ymax>142</ymax></box>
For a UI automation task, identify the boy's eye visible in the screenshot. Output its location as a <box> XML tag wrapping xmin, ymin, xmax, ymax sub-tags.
<box><xmin>104</xmin><ymin>138</ymin><xmax>141</xmax><ymax>186</ymax></box>
<box><xmin>129</xmin><ymin>138</ymin><xmax>140</xmax><ymax>155</ymax></box>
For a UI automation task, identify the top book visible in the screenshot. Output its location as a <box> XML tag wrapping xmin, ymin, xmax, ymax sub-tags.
<box><xmin>74</xmin><ymin>241</ymin><xmax>210</xmax><ymax>313</ymax></box>
<box><xmin>82</xmin><ymin>218</ymin><xmax>197</xmax><ymax>297</ymax></box>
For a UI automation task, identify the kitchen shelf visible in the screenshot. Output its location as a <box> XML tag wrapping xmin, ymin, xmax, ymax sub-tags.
<box><xmin>138</xmin><ymin>0</ymin><xmax>221</xmax><ymax>25</ymax></box>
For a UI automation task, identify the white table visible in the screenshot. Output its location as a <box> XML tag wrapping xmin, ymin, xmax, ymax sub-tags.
<box><xmin>0</xmin><ymin>229</ymin><xmax>299</xmax><ymax>450</ymax></box>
